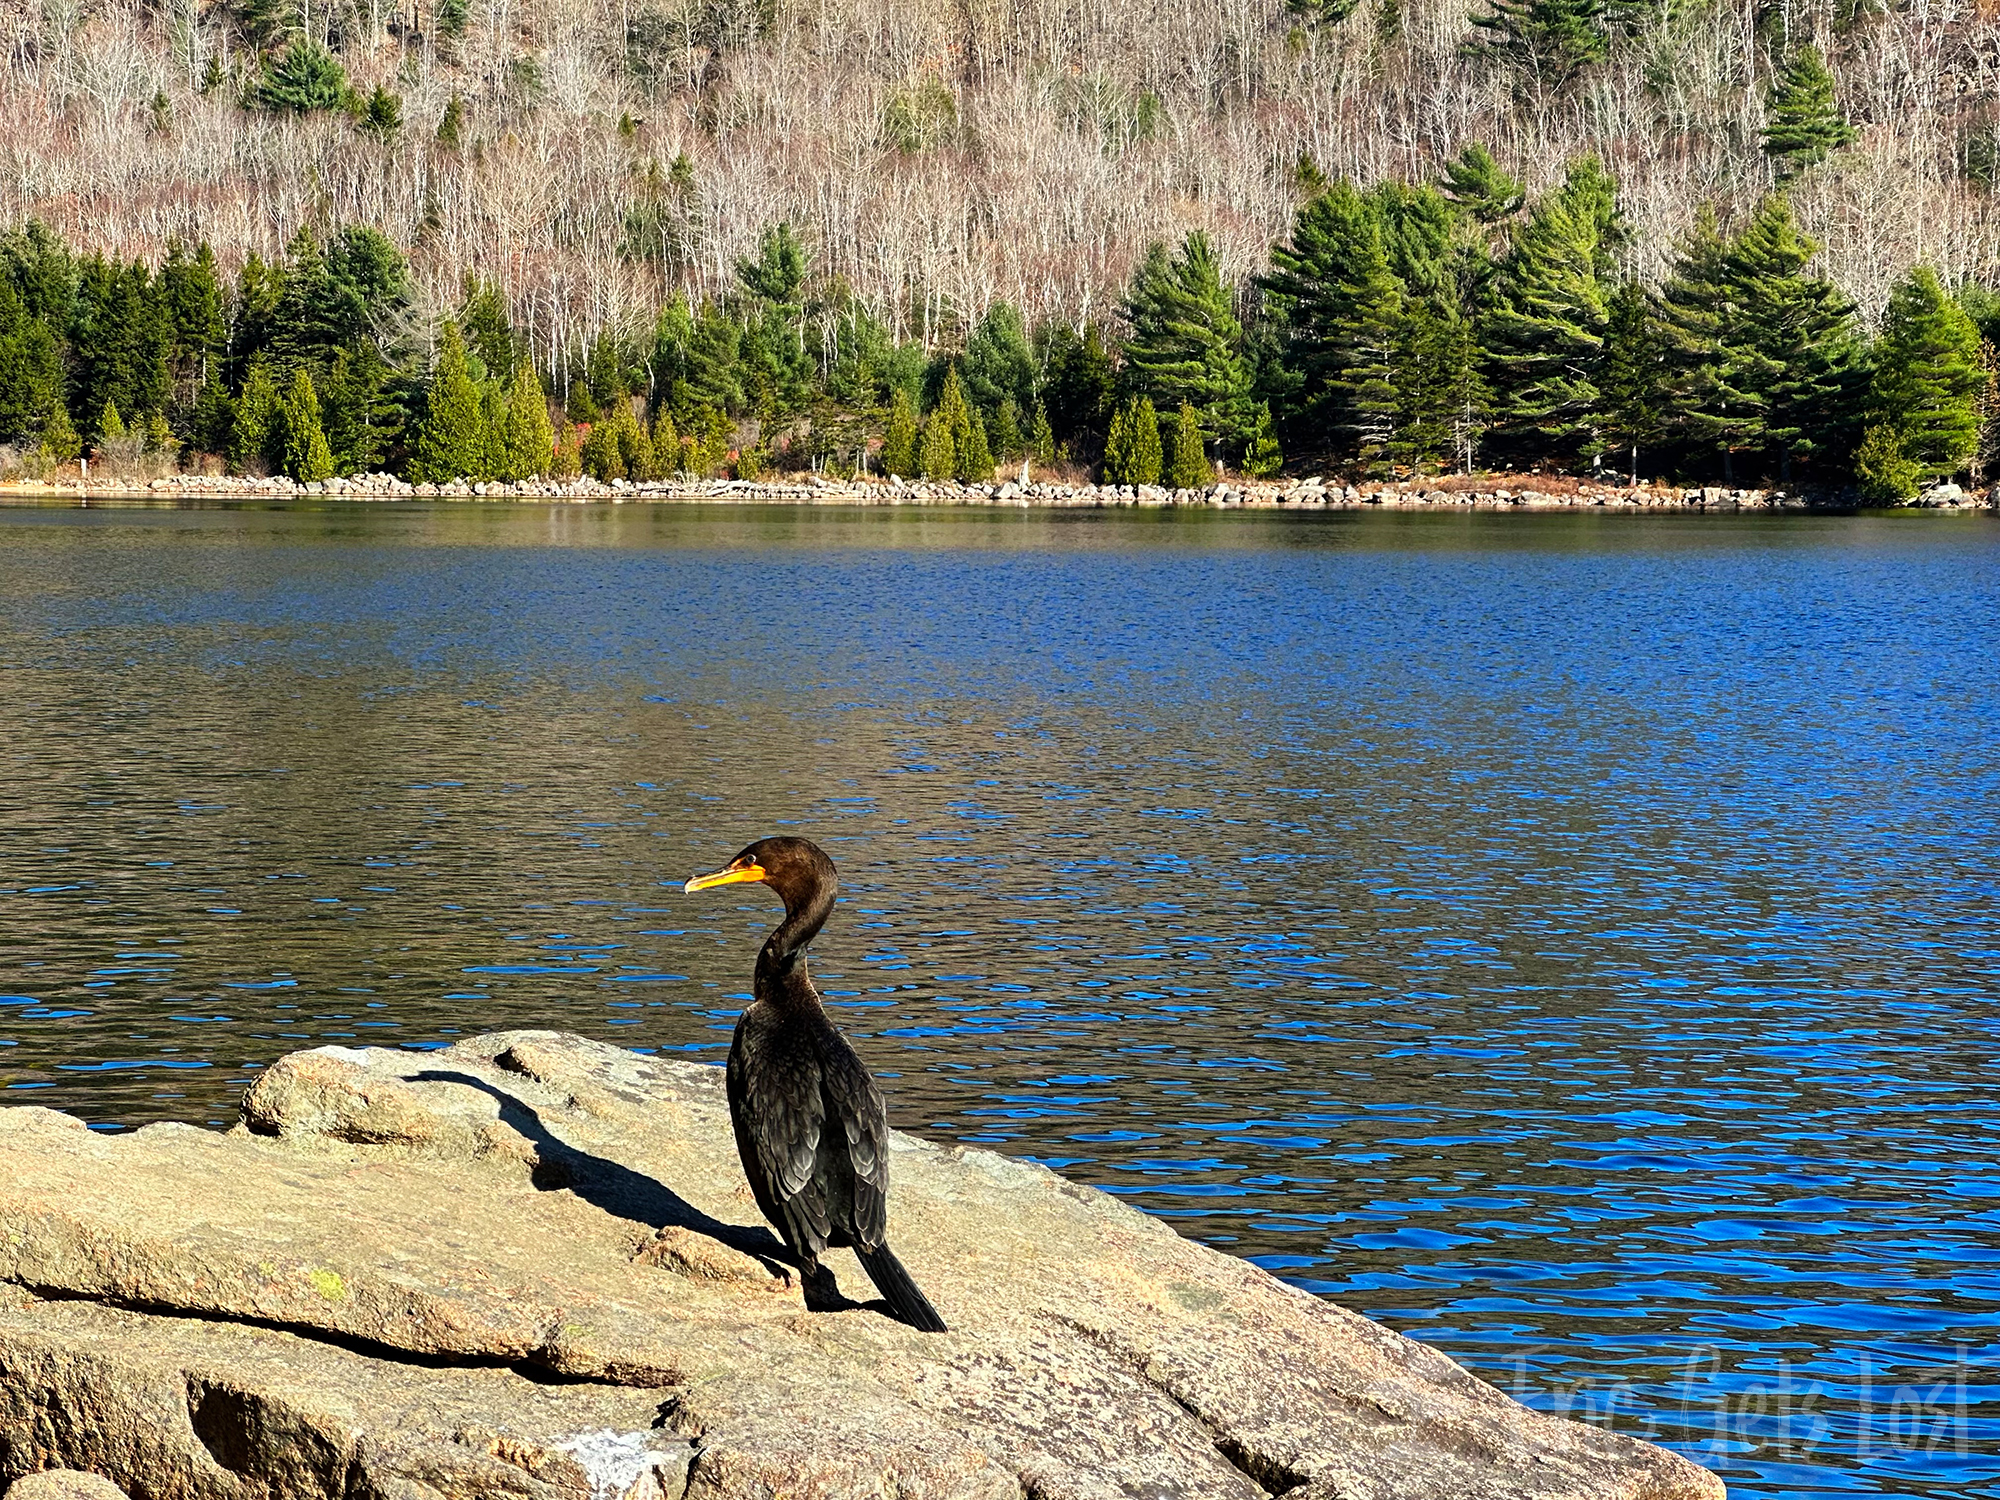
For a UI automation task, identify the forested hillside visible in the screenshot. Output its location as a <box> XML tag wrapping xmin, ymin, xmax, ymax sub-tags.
<box><xmin>0</xmin><ymin>0</ymin><xmax>1996</xmax><ymax>492</ymax></box>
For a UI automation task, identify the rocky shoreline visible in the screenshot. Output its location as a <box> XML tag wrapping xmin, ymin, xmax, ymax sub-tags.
<box><xmin>3</xmin><ymin>470</ymin><xmax>1993</xmax><ymax>511</ymax></box>
<box><xmin>0</xmin><ymin>1031</ymin><xmax>1723</xmax><ymax>1500</ymax></box>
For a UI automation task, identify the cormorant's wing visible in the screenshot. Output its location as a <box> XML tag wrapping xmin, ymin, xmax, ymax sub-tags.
<box><xmin>739</xmin><ymin>1040</ymin><xmax>833</xmax><ymax>1255</ymax></box>
<box><xmin>821</xmin><ymin>1042</ymin><xmax>890</xmax><ymax>1248</ymax></box>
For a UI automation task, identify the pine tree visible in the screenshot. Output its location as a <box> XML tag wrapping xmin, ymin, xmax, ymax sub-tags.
<box><xmin>1168</xmin><ymin>402</ymin><xmax>1208</xmax><ymax>488</ymax></box>
<box><xmin>255</xmin><ymin>39</ymin><xmax>351</xmax><ymax>113</ymax></box>
<box><xmin>1122</xmin><ymin>233</ymin><xmax>1255</xmax><ymax>448</ymax></box>
<box><xmin>230</xmin><ymin>359</ymin><xmax>281</xmax><ymax>473</ymax></box>
<box><xmin>1242</xmin><ymin>403</ymin><xmax>1284</xmax><ymax>478</ymax></box>
<box><xmin>1724</xmin><ymin>195</ymin><xmax>1861</xmax><ymax>479</ymax></box>
<box><xmin>1482</xmin><ymin>159</ymin><xmax>1619</xmax><ymax>462</ymax></box>
<box><xmin>498</xmin><ymin>362</ymin><xmax>554</xmax><ymax>480</ymax></box>
<box><xmin>1868</xmin><ymin>265</ymin><xmax>1983</xmax><ymax>486</ymax></box>
<box><xmin>1763</xmin><ymin>45</ymin><xmax>1856</xmax><ymax>181</ymax></box>
<box><xmin>1467</xmin><ymin>0</ymin><xmax>1608</xmax><ymax>98</ymax></box>
<box><xmin>1392</xmin><ymin>297</ymin><xmax>1484</xmax><ymax>472</ymax></box>
<box><xmin>1261</xmin><ymin>183</ymin><xmax>1402</xmax><ymax>466</ymax></box>
<box><xmin>1440</xmin><ymin>143</ymin><xmax>1525</xmax><ymax>224</ymax></box>
<box><xmin>279</xmin><ymin>367</ymin><xmax>335</xmax><ymax>481</ymax></box>
<box><xmin>882</xmin><ymin>387</ymin><xmax>918</xmax><ymax>476</ymax></box>
<box><xmin>411</xmin><ymin>323</ymin><xmax>488</xmax><ymax>482</ymax></box>
<box><xmin>1653</xmin><ymin>205</ymin><xmax>1758</xmax><ymax>478</ymax></box>
<box><xmin>1597</xmin><ymin>281</ymin><xmax>1660</xmax><ymax>483</ymax></box>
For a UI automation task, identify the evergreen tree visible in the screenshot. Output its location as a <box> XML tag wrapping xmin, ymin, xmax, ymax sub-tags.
<box><xmin>320</xmin><ymin>344</ymin><xmax>399</xmax><ymax>474</ymax></box>
<box><xmin>990</xmin><ymin>398</ymin><xmax>1022</xmax><ymax>459</ymax></box>
<box><xmin>735</xmin><ymin>223</ymin><xmax>812</xmax><ymax>417</ymax></box>
<box><xmin>143</xmin><ymin>409</ymin><xmax>178</xmax><ymax>459</ymax></box>
<box><xmin>918</xmin><ymin>405</ymin><xmax>956</xmax><ymax>481</ymax></box>
<box><xmin>1597</xmin><ymin>280</ymin><xmax>1660</xmax><ymax>482</ymax></box>
<box><xmin>1764</xmin><ymin>45</ymin><xmax>1856</xmax><ymax>181</ymax></box>
<box><xmin>1029</xmin><ymin>401</ymin><xmax>1055</xmax><ymax>464</ymax></box>
<box><xmin>882</xmin><ymin>387</ymin><xmax>918</xmax><ymax>476</ymax></box>
<box><xmin>955</xmin><ymin>404</ymin><xmax>993</xmax><ymax>482</ymax></box>
<box><xmin>1653</xmin><ymin>205</ymin><xmax>1758</xmax><ymax>477</ymax></box>
<box><xmin>1261</xmin><ymin>182</ymin><xmax>1402</xmax><ymax>465</ymax></box>
<box><xmin>1853</xmin><ymin>423</ymin><xmax>1921</xmax><ymax>503</ymax></box>
<box><xmin>1036</xmin><ymin>323</ymin><xmax>1114</xmax><ymax>454</ymax></box>
<box><xmin>1103</xmin><ymin>396</ymin><xmax>1162</xmax><ymax>484</ymax></box>
<box><xmin>411</xmin><ymin>324</ymin><xmax>488</xmax><ymax>482</ymax></box>
<box><xmin>1868</xmin><ymin>265</ymin><xmax>1983</xmax><ymax>486</ymax></box>
<box><xmin>1391</xmin><ymin>298</ymin><xmax>1484</xmax><ymax>472</ymax></box>
<box><xmin>962</xmin><ymin>303</ymin><xmax>1037</xmax><ymax>431</ymax></box>
<box><xmin>1482</xmin><ymin>159</ymin><xmax>1619</xmax><ymax>462</ymax></box>
<box><xmin>580</xmin><ymin>413</ymin><xmax>625</xmax><ymax>481</ymax></box>
<box><xmin>279</xmin><ymin>367</ymin><xmax>335</xmax><ymax>481</ymax></box>
<box><xmin>157</xmin><ymin>240</ymin><xmax>226</xmax><ymax>418</ymax></box>
<box><xmin>1439</xmin><ymin>143</ymin><xmax>1525</xmax><ymax>224</ymax></box>
<box><xmin>460</xmin><ymin>275</ymin><xmax>516</xmax><ymax>380</ymax></box>
<box><xmin>0</xmin><ymin>281</ymin><xmax>63</xmax><ymax>444</ymax></box>
<box><xmin>1167</xmin><ymin>402</ymin><xmax>1208</xmax><ymax>487</ymax></box>
<box><xmin>98</xmin><ymin>402</ymin><xmax>125</xmax><ymax>442</ymax></box>
<box><xmin>69</xmin><ymin>256</ymin><xmax>170</xmax><ymax>441</ymax></box>
<box><xmin>40</xmin><ymin>400</ymin><xmax>79</xmax><ymax>463</ymax></box>
<box><xmin>498</xmin><ymin>362</ymin><xmax>554</xmax><ymax>480</ymax></box>
<box><xmin>436</xmin><ymin>95</ymin><xmax>465</xmax><ymax>150</ymax></box>
<box><xmin>1242</xmin><ymin>403</ymin><xmax>1284</xmax><ymax>478</ymax></box>
<box><xmin>255</xmin><ymin>39</ymin><xmax>350</xmax><ymax>113</ymax></box>
<box><xmin>1724</xmin><ymin>195</ymin><xmax>1861</xmax><ymax>478</ymax></box>
<box><xmin>614</xmin><ymin>399</ymin><xmax>657</xmax><ymax>479</ymax></box>
<box><xmin>230</xmin><ymin>359</ymin><xmax>281</xmax><ymax>472</ymax></box>
<box><xmin>359</xmin><ymin>83</ymin><xmax>402</xmax><ymax>140</ymax></box>
<box><xmin>1121</xmin><ymin>232</ymin><xmax>1255</xmax><ymax>448</ymax></box>
<box><xmin>652</xmin><ymin>407</ymin><xmax>681</xmax><ymax>475</ymax></box>
<box><xmin>1467</xmin><ymin>0</ymin><xmax>1608</xmax><ymax>97</ymax></box>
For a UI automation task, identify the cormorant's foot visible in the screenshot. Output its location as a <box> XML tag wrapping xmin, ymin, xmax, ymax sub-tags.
<box><xmin>798</xmin><ymin>1263</ymin><xmax>851</xmax><ymax>1312</ymax></box>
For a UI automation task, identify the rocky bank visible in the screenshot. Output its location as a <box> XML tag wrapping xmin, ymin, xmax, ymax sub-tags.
<box><xmin>0</xmin><ymin>1032</ymin><xmax>1724</xmax><ymax>1500</ymax></box>
<box><xmin>4</xmin><ymin>470</ymin><xmax>1994</xmax><ymax>511</ymax></box>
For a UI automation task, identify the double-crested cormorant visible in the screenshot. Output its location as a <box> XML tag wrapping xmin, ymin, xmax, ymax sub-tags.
<box><xmin>684</xmin><ymin>836</ymin><xmax>948</xmax><ymax>1334</ymax></box>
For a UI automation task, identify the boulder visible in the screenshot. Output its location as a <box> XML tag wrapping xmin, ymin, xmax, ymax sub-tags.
<box><xmin>4</xmin><ymin>1476</ymin><xmax>132</xmax><ymax>1500</ymax></box>
<box><xmin>0</xmin><ymin>1035</ymin><xmax>1723</xmax><ymax>1500</ymax></box>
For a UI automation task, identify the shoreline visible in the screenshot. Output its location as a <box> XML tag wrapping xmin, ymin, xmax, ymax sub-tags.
<box><xmin>2</xmin><ymin>472</ymin><xmax>1994</xmax><ymax>512</ymax></box>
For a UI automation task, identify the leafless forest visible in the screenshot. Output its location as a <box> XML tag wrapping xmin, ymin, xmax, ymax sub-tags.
<box><xmin>1</xmin><ymin>0</ymin><xmax>1993</xmax><ymax>369</ymax></box>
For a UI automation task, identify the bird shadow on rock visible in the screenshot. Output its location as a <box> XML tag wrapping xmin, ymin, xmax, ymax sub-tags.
<box><xmin>408</xmin><ymin>1069</ymin><xmax>820</xmax><ymax>1293</ymax></box>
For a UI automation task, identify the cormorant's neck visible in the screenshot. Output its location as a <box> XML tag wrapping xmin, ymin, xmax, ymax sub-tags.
<box><xmin>754</xmin><ymin>879</ymin><xmax>834</xmax><ymax>1008</ymax></box>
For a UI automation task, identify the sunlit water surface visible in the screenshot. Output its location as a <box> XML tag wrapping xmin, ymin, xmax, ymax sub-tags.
<box><xmin>0</xmin><ymin>501</ymin><xmax>1995</xmax><ymax>1498</ymax></box>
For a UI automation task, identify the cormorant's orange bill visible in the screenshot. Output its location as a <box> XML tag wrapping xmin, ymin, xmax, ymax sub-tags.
<box><xmin>684</xmin><ymin>861</ymin><xmax>767</xmax><ymax>893</ymax></box>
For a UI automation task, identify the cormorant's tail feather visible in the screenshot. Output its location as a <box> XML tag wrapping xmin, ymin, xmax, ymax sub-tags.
<box><xmin>856</xmin><ymin>1243</ymin><xmax>948</xmax><ymax>1333</ymax></box>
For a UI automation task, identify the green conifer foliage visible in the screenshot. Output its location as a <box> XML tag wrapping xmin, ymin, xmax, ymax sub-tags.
<box><xmin>1868</xmin><ymin>265</ymin><xmax>1983</xmax><ymax>486</ymax></box>
<box><xmin>1167</xmin><ymin>402</ymin><xmax>1208</xmax><ymax>487</ymax></box>
<box><xmin>320</xmin><ymin>345</ymin><xmax>398</xmax><ymax>474</ymax></box>
<box><xmin>614</xmin><ymin>400</ymin><xmax>656</xmax><ymax>479</ymax></box>
<box><xmin>1482</xmin><ymin>159</ymin><xmax>1619</xmax><ymax>461</ymax></box>
<box><xmin>412</xmin><ymin>324</ymin><xmax>488</xmax><ymax>482</ymax></box>
<box><xmin>1030</xmin><ymin>401</ymin><xmax>1056</xmax><ymax>464</ymax></box>
<box><xmin>40</xmin><ymin>401</ymin><xmax>79</xmax><ymax>463</ymax></box>
<box><xmin>0</xmin><ymin>280</ymin><xmax>64</xmax><ymax>445</ymax></box>
<box><xmin>1723</xmin><ymin>196</ymin><xmax>1860</xmax><ymax>478</ymax></box>
<box><xmin>1242</xmin><ymin>403</ymin><xmax>1284</xmax><ymax>477</ymax></box>
<box><xmin>1467</xmin><ymin>0</ymin><xmax>1607</xmax><ymax>97</ymax></box>
<box><xmin>360</xmin><ymin>84</ymin><xmax>402</xmax><ymax>140</ymax></box>
<box><xmin>230</xmin><ymin>359</ymin><xmax>280</xmax><ymax>472</ymax></box>
<box><xmin>1036</xmin><ymin>323</ymin><xmax>1115</xmax><ymax>455</ymax></box>
<box><xmin>1597</xmin><ymin>280</ymin><xmax>1660</xmax><ymax>482</ymax></box>
<box><xmin>652</xmin><ymin>408</ymin><xmax>681</xmax><ymax>476</ymax></box>
<box><xmin>1121</xmin><ymin>233</ymin><xmax>1254</xmax><ymax>448</ymax></box>
<box><xmin>1441</xmin><ymin>144</ymin><xmax>1524</xmax><ymax>224</ymax></box>
<box><xmin>1103</xmin><ymin>397</ymin><xmax>1162</xmax><ymax>484</ymax></box>
<box><xmin>1390</xmin><ymin>299</ymin><xmax>1482</xmax><ymax>472</ymax></box>
<box><xmin>1652</xmin><ymin>205</ymin><xmax>1748</xmax><ymax>471</ymax></box>
<box><xmin>255</xmin><ymin>39</ymin><xmax>351</xmax><ymax>113</ymax></box>
<box><xmin>436</xmin><ymin>95</ymin><xmax>466</xmax><ymax>150</ymax></box>
<box><xmin>882</xmin><ymin>388</ymin><xmax>918</xmax><ymax>476</ymax></box>
<box><xmin>990</xmin><ymin>398</ymin><xmax>1022</xmax><ymax>459</ymax></box>
<box><xmin>1853</xmin><ymin>423</ymin><xmax>1921</xmax><ymax>503</ymax></box>
<box><xmin>143</xmin><ymin>409</ymin><xmax>178</xmax><ymax>457</ymax></box>
<box><xmin>579</xmin><ymin>416</ymin><xmax>624</xmax><ymax>481</ymax></box>
<box><xmin>1763</xmin><ymin>45</ymin><xmax>1856</xmax><ymax>181</ymax></box>
<box><xmin>917</xmin><ymin>408</ymin><xmax>955</xmax><ymax>480</ymax></box>
<box><xmin>280</xmin><ymin>367</ymin><xmax>335</xmax><ymax>481</ymax></box>
<box><xmin>962</xmin><ymin>302</ymin><xmax>1037</xmax><ymax>433</ymax></box>
<box><xmin>499</xmin><ymin>363</ymin><xmax>555</xmax><ymax>480</ymax></box>
<box><xmin>99</xmin><ymin>401</ymin><xmax>125</xmax><ymax>441</ymax></box>
<box><xmin>1262</xmin><ymin>183</ymin><xmax>1403</xmax><ymax>464</ymax></box>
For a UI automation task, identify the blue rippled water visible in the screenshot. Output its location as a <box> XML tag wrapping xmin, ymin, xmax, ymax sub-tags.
<box><xmin>0</xmin><ymin>500</ymin><xmax>1995</xmax><ymax>1497</ymax></box>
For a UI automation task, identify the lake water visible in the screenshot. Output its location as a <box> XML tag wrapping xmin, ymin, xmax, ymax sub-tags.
<box><xmin>0</xmin><ymin>500</ymin><xmax>1994</xmax><ymax>1498</ymax></box>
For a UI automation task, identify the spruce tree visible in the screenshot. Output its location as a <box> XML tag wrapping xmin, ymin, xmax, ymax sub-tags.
<box><xmin>1597</xmin><ymin>281</ymin><xmax>1660</xmax><ymax>483</ymax></box>
<box><xmin>580</xmin><ymin>416</ymin><xmax>625</xmax><ymax>481</ymax></box>
<box><xmin>1121</xmin><ymin>233</ymin><xmax>1255</xmax><ymax>448</ymax></box>
<box><xmin>918</xmin><ymin>403</ymin><xmax>956</xmax><ymax>481</ymax></box>
<box><xmin>1029</xmin><ymin>401</ymin><xmax>1055</xmax><ymax>464</ymax></box>
<box><xmin>962</xmin><ymin>303</ymin><xmax>1037</xmax><ymax>432</ymax></box>
<box><xmin>255</xmin><ymin>39</ymin><xmax>351</xmax><ymax>113</ymax></box>
<box><xmin>1242</xmin><ymin>403</ymin><xmax>1284</xmax><ymax>478</ymax></box>
<box><xmin>1167</xmin><ymin>402</ymin><xmax>1208</xmax><ymax>488</ymax></box>
<box><xmin>614</xmin><ymin>400</ymin><xmax>657</xmax><ymax>480</ymax></box>
<box><xmin>954</xmin><ymin>402</ymin><xmax>993</xmax><ymax>482</ymax></box>
<box><xmin>1103</xmin><ymin>397</ymin><xmax>1162</xmax><ymax>485</ymax></box>
<box><xmin>1481</xmin><ymin>159</ymin><xmax>1619</xmax><ymax>462</ymax></box>
<box><xmin>230</xmin><ymin>359</ymin><xmax>281</xmax><ymax>472</ymax></box>
<box><xmin>882</xmin><ymin>387</ymin><xmax>918</xmax><ymax>476</ymax></box>
<box><xmin>279</xmin><ymin>368</ymin><xmax>335</xmax><ymax>481</ymax></box>
<box><xmin>412</xmin><ymin>323</ymin><xmax>488</xmax><ymax>482</ymax></box>
<box><xmin>1868</xmin><ymin>265</ymin><xmax>1983</xmax><ymax>486</ymax></box>
<box><xmin>1100</xmin><ymin>402</ymin><xmax>1130</xmax><ymax>484</ymax></box>
<box><xmin>1392</xmin><ymin>298</ymin><xmax>1484</xmax><ymax>472</ymax></box>
<box><xmin>1261</xmin><ymin>182</ymin><xmax>1402</xmax><ymax>466</ymax></box>
<box><xmin>499</xmin><ymin>362</ymin><xmax>554</xmax><ymax>480</ymax></box>
<box><xmin>1763</xmin><ymin>45</ymin><xmax>1856</xmax><ymax>181</ymax></box>
<box><xmin>40</xmin><ymin>400</ymin><xmax>79</xmax><ymax>463</ymax></box>
<box><xmin>1854</xmin><ymin>423</ymin><xmax>1921</xmax><ymax>503</ymax></box>
<box><xmin>98</xmin><ymin>401</ymin><xmax>125</xmax><ymax>442</ymax></box>
<box><xmin>652</xmin><ymin>408</ymin><xmax>681</xmax><ymax>476</ymax></box>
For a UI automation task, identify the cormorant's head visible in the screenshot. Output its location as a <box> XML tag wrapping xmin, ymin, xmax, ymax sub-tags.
<box><xmin>684</xmin><ymin>835</ymin><xmax>838</xmax><ymax>915</ymax></box>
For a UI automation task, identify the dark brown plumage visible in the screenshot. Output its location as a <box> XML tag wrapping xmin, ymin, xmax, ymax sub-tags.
<box><xmin>684</xmin><ymin>836</ymin><xmax>947</xmax><ymax>1333</ymax></box>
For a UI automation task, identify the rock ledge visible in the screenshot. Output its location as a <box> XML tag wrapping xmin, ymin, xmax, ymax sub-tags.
<box><xmin>0</xmin><ymin>1032</ymin><xmax>1724</xmax><ymax>1500</ymax></box>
